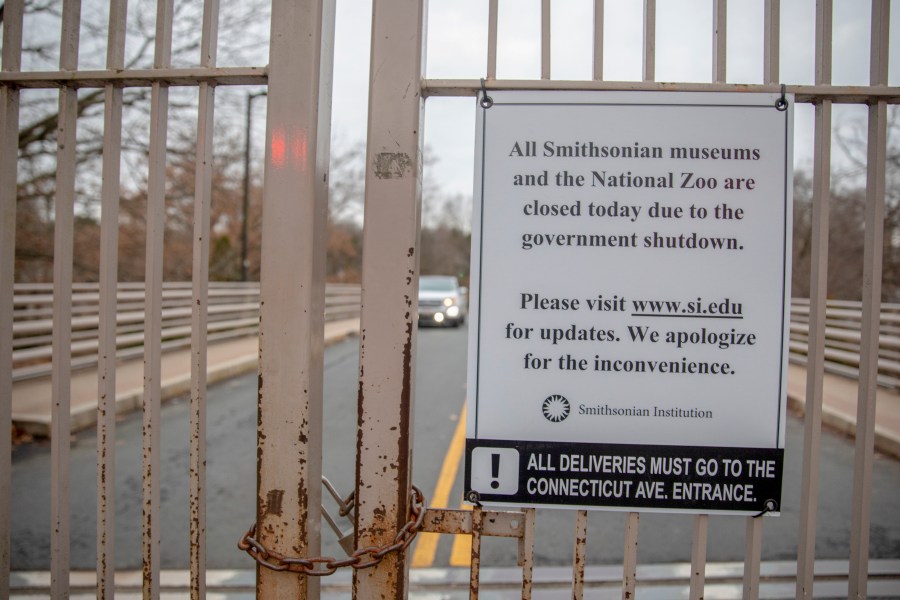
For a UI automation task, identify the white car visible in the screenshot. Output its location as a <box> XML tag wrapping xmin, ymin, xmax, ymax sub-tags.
<box><xmin>417</xmin><ymin>275</ymin><xmax>465</xmax><ymax>327</ymax></box>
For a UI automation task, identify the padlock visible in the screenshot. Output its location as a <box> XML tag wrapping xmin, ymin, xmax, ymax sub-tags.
<box><xmin>322</xmin><ymin>504</ymin><xmax>356</xmax><ymax>555</ymax></box>
<box><xmin>322</xmin><ymin>476</ymin><xmax>355</xmax><ymax>555</ymax></box>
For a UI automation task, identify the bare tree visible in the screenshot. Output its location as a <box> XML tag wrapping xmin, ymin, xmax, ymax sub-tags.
<box><xmin>833</xmin><ymin>107</ymin><xmax>900</xmax><ymax>301</ymax></box>
<box><xmin>10</xmin><ymin>0</ymin><xmax>269</xmax><ymax>281</ymax></box>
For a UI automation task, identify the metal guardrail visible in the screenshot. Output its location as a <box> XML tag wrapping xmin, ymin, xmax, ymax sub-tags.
<box><xmin>11</xmin><ymin>290</ymin><xmax>900</xmax><ymax>390</ymax></box>
<box><xmin>10</xmin><ymin>282</ymin><xmax>361</xmax><ymax>382</ymax></box>
<box><xmin>788</xmin><ymin>298</ymin><xmax>900</xmax><ymax>390</ymax></box>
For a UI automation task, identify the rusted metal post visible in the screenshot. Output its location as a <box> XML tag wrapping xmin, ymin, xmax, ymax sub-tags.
<box><xmin>190</xmin><ymin>0</ymin><xmax>220</xmax><ymax>597</ymax></box>
<box><xmin>96</xmin><ymin>1</ymin><xmax>127</xmax><ymax>597</ymax></box>
<box><xmin>256</xmin><ymin>0</ymin><xmax>334</xmax><ymax>598</ymax></box>
<box><xmin>572</xmin><ymin>510</ymin><xmax>588</xmax><ymax>599</ymax></box>
<box><xmin>519</xmin><ymin>507</ymin><xmax>535</xmax><ymax>599</ymax></box>
<box><xmin>353</xmin><ymin>0</ymin><xmax>426</xmax><ymax>596</ymax></box>
<box><xmin>622</xmin><ymin>512</ymin><xmax>639</xmax><ymax>600</ymax></box>
<box><xmin>468</xmin><ymin>506</ymin><xmax>483</xmax><ymax>600</ymax></box>
<box><xmin>142</xmin><ymin>0</ymin><xmax>174</xmax><ymax>595</ymax></box>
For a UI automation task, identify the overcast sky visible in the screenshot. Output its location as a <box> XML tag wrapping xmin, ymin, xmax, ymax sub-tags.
<box><xmin>7</xmin><ymin>0</ymin><xmax>899</xmax><ymax>209</ymax></box>
<box><xmin>330</xmin><ymin>0</ymin><xmax>900</xmax><ymax>202</ymax></box>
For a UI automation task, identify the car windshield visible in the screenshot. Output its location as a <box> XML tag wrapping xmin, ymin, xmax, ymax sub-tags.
<box><xmin>419</xmin><ymin>276</ymin><xmax>457</xmax><ymax>292</ymax></box>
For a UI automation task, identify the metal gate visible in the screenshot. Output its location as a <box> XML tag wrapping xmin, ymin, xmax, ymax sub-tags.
<box><xmin>1</xmin><ymin>0</ymin><xmax>898</xmax><ymax>598</ymax></box>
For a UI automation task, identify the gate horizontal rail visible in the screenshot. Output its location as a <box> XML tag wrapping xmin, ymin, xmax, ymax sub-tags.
<box><xmin>421</xmin><ymin>79</ymin><xmax>900</xmax><ymax>104</ymax></box>
<box><xmin>0</xmin><ymin>67</ymin><xmax>266</xmax><ymax>88</ymax></box>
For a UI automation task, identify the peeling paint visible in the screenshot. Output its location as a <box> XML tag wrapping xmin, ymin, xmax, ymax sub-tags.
<box><xmin>373</xmin><ymin>152</ymin><xmax>412</xmax><ymax>179</ymax></box>
<box><xmin>265</xmin><ymin>489</ymin><xmax>285</xmax><ymax>516</ymax></box>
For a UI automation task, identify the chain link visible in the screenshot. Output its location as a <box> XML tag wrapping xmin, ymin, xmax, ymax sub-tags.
<box><xmin>238</xmin><ymin>485</ymin><xmax>427</xmax><ymax>576</ymax></box>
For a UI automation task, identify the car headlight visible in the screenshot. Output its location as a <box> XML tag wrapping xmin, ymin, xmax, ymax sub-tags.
<box><xmin>446</xmin><ymin>306</ymin><xmax>460</xmax><ymax>317</ymax></box>
<box><xmin>434</xmin><ymin>313</ymin><xmax>445</xmax><ymax>323</ymax></box>
<box><xmin>443</xmin><ymin>297</ymin><xmax>454</xmax><ymax>307</ymax></box>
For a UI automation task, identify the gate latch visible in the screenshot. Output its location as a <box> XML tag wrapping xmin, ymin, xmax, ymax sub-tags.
<box><xmin>322</xmin><ymin>476</ymin><xmax>355</xmax><ymax>555</ymax></box>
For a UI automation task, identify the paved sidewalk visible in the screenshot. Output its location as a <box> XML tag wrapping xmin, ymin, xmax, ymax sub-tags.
<box><xmin>12</xmin><ymin>318</ymin><xmax>359</xmax><ymax>437</ymax></box>
<box><xmin>11</xmin><ymin>320</ymin><xmax>900</xmax><ymax>459</ymax></box>
<box><xmin>786</xmin><ymin>363</ymin><xmax>900</xmax><ymax>459</ymax></box>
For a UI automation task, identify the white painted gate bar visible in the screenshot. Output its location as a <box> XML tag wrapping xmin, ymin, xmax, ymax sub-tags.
<box><xmin>49</xmin><ymin>0</ymin><xmax>81</xmax><ymax>595</ymax></box>
<box><xmin>353</xmin><ymin>0</ymin><xmax>425</xmax><ymax>596</ymax></box>
<box><xmin>797</xmin><ymin>2</ymin><xmax>833</xmax><ymax>598</ymax></box>
<box><xmin>592</xmin><ymin>0</ymin><xmax>603</xmax><ymax>81</ymax></box>
<box><xmin>141</xmin><ymin>0</ymin><xmax>175</xmax><ymax>595</ymax></box>
<box><xmin>256</xmin><ymin>0</ymin><xmax>334</xmax><ymax>598</ymax></box>
<box><xmin>850</xmin><ymin>3</ymin><xmax>890</xmax><ymax>598</ymax></box>
<box><xmin>0</xmin><ymin>1</ymin><xmax>24</xmax><ymax>598</ymax></box>
<box><xmin>95</xmin><ymin>0</ymin><xmax>128</xmax><ymax>598</ymax></box>
<box><xmin>189</xmin><ymin>0</ymin><xmax>221</xmax><ymax>597</ymax></box>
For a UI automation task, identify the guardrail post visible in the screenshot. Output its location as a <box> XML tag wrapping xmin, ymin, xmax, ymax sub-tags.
<box><xmin>256</xmin><ymin>0</ymin><xmax>334</xmax><ymax>598</ymax></box>
<box><xmin>353</xmin><ymin>0</ymin><xmax>426</xmax><ymax>597</ymax></box>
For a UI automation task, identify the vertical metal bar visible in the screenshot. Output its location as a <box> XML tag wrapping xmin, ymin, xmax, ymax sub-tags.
<box><xmin>352</xmin><ymin>0</ymin><xmax>425</xmax><ymax>596</ymax></box>
<box><xmin>622</xmin><ymin>512</ymin><xmax>639</xmax><ymax>600</ymax></box>
<box><xmin>519</xmin><ymin>508</ymin><xmax>535</xmax><ymax>600</ymax></box>
<box><xmin>468</xmin><ymin>506</ymin><xmax>483</xmax><ymax>600</ymax></box>
<box><xmin>814</xmin><ymin>0</ymin><xmax>833</xmax><ymax>86</ymax></box>
<box><xmin>51</xmin><ymin>1</ymin><xmax>81</xmax><ymax>596</ymax></box>
<box><xmin>487</xmin><ymin>0</ymin><xmax>498</xmax><ymax>79</ymax></box>
<box><xmin>642</xmin><ymin>0</ymin><xmax>655</xmax><ymax>81</ymax></box>
<box><xmin>764</xmin><ymin>0</ymin><xmax>780</xmax><ymax>84</ymax></box>
<box><xmin>143</xmin><ymin>0</ymin><xmax>175</xmax><ymax>596</ymax></box>
<box><xmin>97</xmin><ymin>1</ymin><xmax>128</xmax><ymax>597</ymax></box>
<box><xmin>190</xmin><ymin>1</ymin><xmax>220</xmax><ymax>598</ymax></box>
<box><xmin>743</xmin><ymin>517</ymin><xmax>763</xmax><ymax>600</ymax></box>
<box><xmin>712</xmin><ymin>0</ymin><xmax>726</xmax><ymax>82</ymax></box>
<box><xmin>541</xmin><ymin>0</ymin><xmax>551</xmax><ymax>79</ymax></box>
<box><xmin>849</xmin><ymin>3</ymin><xmax>889</xmax><ymax>597</ymax></box>
<box><xmin>257</xmin><ymin>0</ymin><xmax>334</xmax><ymax>597</ymax></box>
<box><xmin>796</xmin><ymin>2</ymin><xmax>832</xmax><ymax>598</ymax></box>
<box><xmin>572</xmin><ymin>510</ymin><xmax>588</xmax><ymax>600</ymax></box>
<box><xmin>689</xmin><ymin>515</ymin><xmax>708</xmax><ymax>600</ymax></box>
<box><xmin>592</xmin><ymin>0</ymin><xmax>604</xmax><ymax>80</ymax></box>
<box><xmin>0</xmin><ymin>3</ymin><xmax>24</xmax><ymax>597</ymax></box>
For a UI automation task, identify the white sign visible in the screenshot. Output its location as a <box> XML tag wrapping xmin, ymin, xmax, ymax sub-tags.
<box><xmin>464</xmin><ymin>91</ymin><xmax>793</xmax><ymax>514</ymax></box>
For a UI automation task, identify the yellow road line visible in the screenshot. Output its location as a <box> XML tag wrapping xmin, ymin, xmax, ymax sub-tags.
<box><xmin>411</xmin><ymin>403</ymin><xmax>467</xmax><ymax>568</ymax></box>
<box><xmin>449</xmin><ymin>500</ymin><xmax>473</xmax><ymax>566</ymax></box>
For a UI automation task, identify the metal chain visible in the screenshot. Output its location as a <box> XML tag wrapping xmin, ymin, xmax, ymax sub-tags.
<box><xmin>238</xmin><ymin>485</ymin><xmax>426</xmax><ymax>576</ymax></box>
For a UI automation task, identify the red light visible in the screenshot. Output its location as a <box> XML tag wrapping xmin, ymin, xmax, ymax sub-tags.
<box><xmin>292</xmin><ymin>129</ymin><xmax>307</xmax><ymax>169</ymax></box>
<box><xmin>271</xmin><ymin>130</ymin><xmax>286</xmax><ymax>168</ymax></box>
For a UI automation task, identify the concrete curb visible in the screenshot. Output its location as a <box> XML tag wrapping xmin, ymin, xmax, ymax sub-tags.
<box><xmin>787</xmin><ymin>391</ymin><xmax>900</xmax><ymax>461</ymax></box>
<box><xmin>11</xmin><ymin>559</ymin><xmax>900</xmax><ymax>599</ymax></box>
<box><xmin>14</xmin><ymin>325</ymin><xmax>359</xmax><ymax>438</ymax></box>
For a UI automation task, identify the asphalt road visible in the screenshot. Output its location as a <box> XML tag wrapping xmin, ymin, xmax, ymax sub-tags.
<box><xmin>10</xmin><ymin>324</ymin><xmax>900</xmax><ymax>569</ymax></box>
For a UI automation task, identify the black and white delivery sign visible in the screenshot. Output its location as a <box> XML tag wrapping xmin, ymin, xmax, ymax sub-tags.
<box><xmin>464</xmin><ymin>91</ymin><xmax>793</xmax><ymax>514</ymax></box>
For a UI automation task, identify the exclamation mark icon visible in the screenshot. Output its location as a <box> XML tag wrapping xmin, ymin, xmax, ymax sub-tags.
<box><xmin>490</xmin><ymin>453</ymin><xmax>501</xmax><ymax>489</ymax></box>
